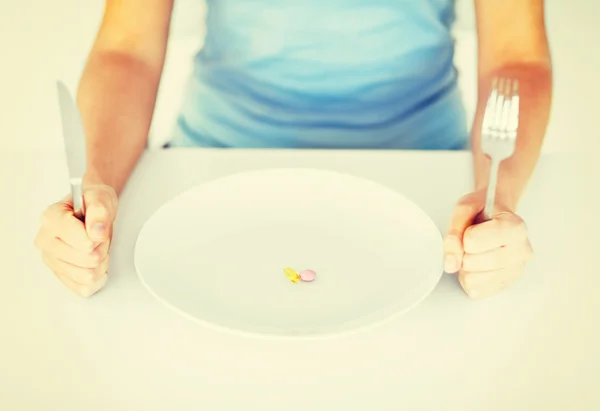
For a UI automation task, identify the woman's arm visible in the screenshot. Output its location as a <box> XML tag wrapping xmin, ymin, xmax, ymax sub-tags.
<box><xmin>472</xmin><ymin>0</ymin><xmax>552</xmax><ymax>210</ymax></box>
<box><xmin>78</xmin><ymin>0</ymin><xmax>175</xmax><ymax>195</ymax></box>
<box><xmin>442</xmin><ymin>1</ymin><xmax>552</xmax><ymax>298</ymax></box>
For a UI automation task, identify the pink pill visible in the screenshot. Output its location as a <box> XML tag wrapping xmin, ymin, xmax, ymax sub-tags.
<box><xmin>299</xmin><ymin>269</ymin><xmax>317</xmax><ymax>282</ymax></box>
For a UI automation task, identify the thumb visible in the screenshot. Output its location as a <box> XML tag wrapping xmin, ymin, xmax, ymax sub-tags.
<box><xmin>83</xmin><ymin>185</ymin><xmax>118</xmax><ymax>243</ymax></box>
<box><xmin>443</xmin><ymin>193</ymin><xmax>481</xmax><ymax>273</ymax></box>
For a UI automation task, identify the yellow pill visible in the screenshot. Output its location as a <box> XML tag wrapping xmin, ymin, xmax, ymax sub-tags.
<box><xmin>283</xmin><ymin>267</ymin><xmax>301</xmax><ymax>283</ymax></box>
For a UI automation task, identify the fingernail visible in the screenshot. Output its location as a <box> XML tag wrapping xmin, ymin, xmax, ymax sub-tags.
<box><xmin>444</xmin><ymin>255</ymin><xmax>459</xmax><ymax>273</ymax></box>
<box><xmin>91</xmin><ymin>223</ymin><xmax>107</xmax><ymax>238</ymax></box>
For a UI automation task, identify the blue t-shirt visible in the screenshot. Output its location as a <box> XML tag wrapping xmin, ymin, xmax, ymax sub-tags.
<box><xmin>169</xmin><ymin>0</ymin><xmax>468</xmax><ymax>149</ymax></box>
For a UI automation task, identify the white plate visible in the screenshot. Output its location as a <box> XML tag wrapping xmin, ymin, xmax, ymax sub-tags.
<box><xmin>134</xmin><ymin>168</ymin><xmax>443</xmax><ymax>338</ymax></box>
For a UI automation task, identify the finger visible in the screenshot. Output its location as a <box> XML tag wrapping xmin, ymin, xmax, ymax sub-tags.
<box><xmin>41</xmin><ymin>203</ymin><xmax>95</xmax><ymax>252</ymax></box>
<box><xmin>40</xmin><ymin>237</ymin><xmax>106</xmax><ymax>269</ymax></box>
<box><xmin>94</xmin><ymin>240</ymin><xmax>111</xmax><ymax>261</ymax></box>
<box><xmin>444</xmin><ymin>193</ymin><xmax>482</xmax><ymax>273</ymax></box>
<box><xmin>42</xmin><ymin>253</ymin><xmax>108</xmax><ymax>285</ymax></box>
<box><xmin>53</xmin><ymin>270</ymin><xmax>88</xmax><ymax>295</ymax></box>
<box><xmin>443</xmin><ymin>235</ymin><xmax>462</xmax><ymax>274</ymax></box>
<box><xmin>458</xmin><ymin>264</ymin><xmax>526</xmax><ymax>300</ymax></box>
<box><xmin>462</xmin><ymin>240</ymin><xmax>533</xmax><ymax>272</ymax></box>
<box><xmin>56</xmin><ymin>271</ymin><xmax>108</xmax><ymax>298</ymax></box>
<box><xmin>83</xmin><ymin>185</ymin><xmax>118</xmax><ymax>243</ymax></box>
<box><xmin>463</xmin><ymin>212</ymin><xmax>528</xmax><ymax>254</ymax></box>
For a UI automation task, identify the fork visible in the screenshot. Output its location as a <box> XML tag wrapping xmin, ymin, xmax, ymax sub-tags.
<box><xmin>480</xmin><ymin>77</ymin><xmax>520</xmax><ymax>221</ymax></box>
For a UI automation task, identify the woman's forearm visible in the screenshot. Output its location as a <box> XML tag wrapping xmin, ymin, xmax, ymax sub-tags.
<box><xmin>471</xmin><ymin>63</ymin><xmax>553</xmax><ymax>210</ymax></box>
<box><xmin>77</xmin><ymin>50</ymin><xmax>164</xmax><ymax>196</ymax></box>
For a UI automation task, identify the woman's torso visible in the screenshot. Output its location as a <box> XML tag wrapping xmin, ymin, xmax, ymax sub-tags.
<box><xmin>170</xmin><ymin>0</ymin><xmax>467</xmax><ymax>149</ymax></box>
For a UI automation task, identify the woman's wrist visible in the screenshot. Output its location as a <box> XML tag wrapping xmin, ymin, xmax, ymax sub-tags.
<box><xmin>474</xmin><ymin>176</ymin><xmax>520</xmax><ymax>212</ymax></box>
<box><xmin>83</xmin><ymin>169</ymin><xmax>119</xmax><ymax>195</ymax></box>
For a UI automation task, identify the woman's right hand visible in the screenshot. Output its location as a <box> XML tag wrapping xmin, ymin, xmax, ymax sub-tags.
<box><xmin>34</xmin><ymin>184</ymin><xmax>119</xmax><ymax>297</ymax></box>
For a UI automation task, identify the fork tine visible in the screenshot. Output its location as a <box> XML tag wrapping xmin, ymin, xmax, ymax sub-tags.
<box><xmin>499</xmin><ymin>79</ymin><xmax>512</xmax><ymax>135</ymax></box>
<box><xmin>493</xmin><ymin>78</ymin><xmax>506</xmax><ymax>135</ymax></box>
<box><xmin>482</xmin><ymin>77</ymin><xmax>498</xmax><ymax>132</ymax></box>
<box><xmin>507</xmin><ymin>79</ymin><xmax>520</xmax><ymax>136</ymax></box>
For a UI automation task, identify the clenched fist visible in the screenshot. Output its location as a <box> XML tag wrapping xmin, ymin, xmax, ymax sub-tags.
<box><xmin>443</xmin><ymin>189</ymin><xmax>533</xmax><ymax>299</ymax></box>
<box><xmin>34</xmin><ymin>184</ymin><xmax>118</xmax><ymax>297</ymax></box>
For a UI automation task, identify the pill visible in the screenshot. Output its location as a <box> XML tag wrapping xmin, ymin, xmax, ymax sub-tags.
<box><xmin>299</xmin><ymin>269</ymin><xmax>317</xmax><ymax>282</ymax></box>
<box><xmin>283</xmin><ymin>267</ymin><xmax>301</xmax><ymax>283</ymax></box>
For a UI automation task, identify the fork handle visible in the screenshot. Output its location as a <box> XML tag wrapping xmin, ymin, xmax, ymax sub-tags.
<box><xmin>483</xmin><ymin>158</ymin><xmax>500</xmax><ymax>221</ymax></box>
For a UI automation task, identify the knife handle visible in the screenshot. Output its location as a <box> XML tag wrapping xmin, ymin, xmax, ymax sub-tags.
<box><xmin>70</xmin><ymin>178</ymin><xmax>86</xmax><ymax>222</ymax></box>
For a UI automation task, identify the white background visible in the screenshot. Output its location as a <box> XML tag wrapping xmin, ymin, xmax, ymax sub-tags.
<box><xmin>1</xmin><ymin>0</ymin><xmax>598</xmax><ymax>152</ymax></box>
<box><xmin>0</xmin><ymin>3</ymin><xmax>598</xmax><ymax>409</ymax></box>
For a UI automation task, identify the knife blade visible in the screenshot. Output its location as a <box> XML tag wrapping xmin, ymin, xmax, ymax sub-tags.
<box><xmin>56</xmin><ymin>80</ymin><xmax>87</xmax><ymax>221</ymax></box>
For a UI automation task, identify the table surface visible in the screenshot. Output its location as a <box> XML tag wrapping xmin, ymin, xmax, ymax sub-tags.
<box><xmin>1</xmin><ymin>147</ymin><xmax>597</xmax><ymax>411</ymax></box>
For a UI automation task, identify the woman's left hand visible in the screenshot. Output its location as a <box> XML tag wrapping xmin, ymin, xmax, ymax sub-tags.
<box><xmin>442</xmin><ymin>189</ymin><xmax>533</xmax><ymax>299</ymax></box>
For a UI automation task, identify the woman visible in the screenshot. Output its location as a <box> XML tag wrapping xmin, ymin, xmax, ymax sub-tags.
<box><xmin>34</xmin><ymin>0</ymin><xmax>552</xmax><ymax>299</ymax></box>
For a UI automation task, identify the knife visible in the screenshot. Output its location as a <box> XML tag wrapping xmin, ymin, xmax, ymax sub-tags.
<box><xmin>56</xmin><ymin>81</ymin><xmax>87</xmax><ymax>222</ymax></box>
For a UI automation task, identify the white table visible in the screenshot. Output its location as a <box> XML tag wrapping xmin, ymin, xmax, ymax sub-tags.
<box><xmin>1</xmin><ymin>147</ymin><xmax>597</xmax><ymax>411</ymax></box>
